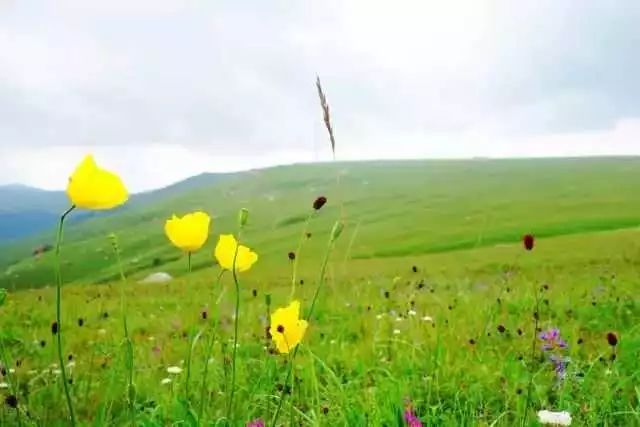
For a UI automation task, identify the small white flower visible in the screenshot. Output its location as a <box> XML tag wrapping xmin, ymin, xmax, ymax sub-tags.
<box><xmin>376</xmin><ymin>314</ymin><xmax>384</xmax><ymax>320</ymax></box>
<box><xmin>27</xmin><ymin>370</ymin><xmax>38</xmax><ymax>376</ymax></box>
<box><xmin>148</xmin><ymin>336</ymin><xmax>156</xmax><ymax>341</ymax></box>
<box><xmin>98</xmin><ymin>329</ymin><xmax>107</xmax><ymax>335</ymax></box>
<box><xmin>0</xmin><ymin>382</ymin><xmax>9</xmax><ymax>389</ymax></box>
<box><xmin>537</xmin><ymin>410</ymin><xmax>572</xmax><ymax>426</ymax></box>
<box><xmin>161</xmin><ymin>378</ymin><xmax>172</xmax><ymax>385</ymax></box>
<box><xmin>52</xmin><ymin>369</ymin><xmax>62</xmax><ymax>375</ymax></box>
<box><xmin>8</xmin><ymin>368</ymin><xmax>15</xmax><ymax>374</ymax></box>
<box><xmin>167</xmin><ymin>366</ymin><xmax>183</xmax><ymax>374</ymax></box>
<box><xmin>395</xmin><ymin>317</ymin><xmax>403</xmax><ymax>322</ymax></box>
<box><xmin>422</xmin><ymin>316</ymin><xmax>433</xmax><ymax>322</ymax></box>
<box><xmin>393</xmin><ymin>329</ymin><xmax>401</xmax><ymax>335</ymax></box>
<box><xmin>67</xmin><ymin>361</ymin><xmax>76</xmax><ymax>368</ymax></box>
<box><xmin>408</xmin><ymin>310</ymin><xmax>417</xmax><ymax>316</ymax></box>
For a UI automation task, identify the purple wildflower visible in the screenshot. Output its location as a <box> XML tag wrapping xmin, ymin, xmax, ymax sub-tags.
<box><xmin>404</xmin><ymin>407</ymin><xmax>423</xmax><ymax>427</ymax></box>
<box><xmin>539</xmin><ymin>328</ymin><xmax>567</xmax><ymax>351</ymax></box>
<box><xmin>247</xmin><ymin>419</ymin><xmax>265</xmax><ymax>427</ymax></box>
<box><xmin>549</xmin><ymin>354</ymin><xmax>568</xmax><ymax>380</ymax></box>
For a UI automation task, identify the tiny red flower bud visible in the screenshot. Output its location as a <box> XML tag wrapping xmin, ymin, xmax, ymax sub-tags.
<box><xmin>313</xmin><ymin>196</ymin><xmax>327</xmax><ymax>210</ymax></box>
<box><xmin>523</xmin><ymin>234</ymin><xmax>535</xmax><ymax>251</ymax></box>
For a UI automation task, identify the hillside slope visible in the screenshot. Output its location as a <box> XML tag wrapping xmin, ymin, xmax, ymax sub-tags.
<box><xmin>2</xmin><ymin>157</ymin><xmax>640</xmax><ymax>290</ymax></box>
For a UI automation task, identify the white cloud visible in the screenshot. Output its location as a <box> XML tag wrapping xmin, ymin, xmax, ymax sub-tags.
<box><xmin>0</xmin><ymin>0</ymin><xmax>639</xmax><ymax>191</ymax></box>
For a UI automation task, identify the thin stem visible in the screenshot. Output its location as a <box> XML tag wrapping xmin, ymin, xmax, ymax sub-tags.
<box><xmin>199</xmin><ymin>269</ymin><xmax>226</xmax><ymax>424</ymax></box>
<box><xmin>54</xmin><ymin>205</ymin><xmax>76</xmax><ymax>427</ymax></box>
<box><xmin>290</xmin><ymin>212</ymin><xmax>314</xmax><ymax>299</ymax></box>
<box><xmin>225</xmin><ymin>240</ymin><xmax>242</xmax><ymax>424</ymax></box>
<box><xmin>271</xmin><ymin>227</ymin><xmax>337</xmax><ymax>427</ymax></box>
<box><xmin>188</xmin><ymin>252</ymin><xmax>192</xmax><ymax>274</ymax></box>
<box><xmin>341</xmin><ymin>220</ymin><xmax>360</xmax><ymax>274</ymax></box>
<box><xmin>522</xmin><ymin>284</ymin><xmax>541</xmax><ymax>427</ymax></box>
<box><xmin>306</xmin><ymin>235</ymin><xmax>335</xmax><ymax>322</ymax></box>
<box><xmin>110</xmin><ymin>234</ymin><xmax>135</xmax><ymax>426</ymax></box>
<box><xmin>0</xmin><ymin>341</ymin><xmax>22</xmax><ymax>426</ymax></box>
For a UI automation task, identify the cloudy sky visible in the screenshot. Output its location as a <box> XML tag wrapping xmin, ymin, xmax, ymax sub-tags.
<box><xmin>1</xmin><ymin>1</ymin><xmax>640</xmax><ymax>192</ymax></box>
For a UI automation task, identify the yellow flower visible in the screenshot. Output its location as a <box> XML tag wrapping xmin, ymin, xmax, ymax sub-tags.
<box><xmin>66</xmin><ymin>155</ymin><xmax>128</xmax><ymax>210</ymax></box>
<box><xmin>269</xmin><ymin>300</ymin><xmax>308</xmax><ymax>354</ymax></box>
<box><xmin>164</xmin><ymin>211</ymin><xmax>211</xmax><ymax>252</ymax></box>
<box><xmin>214</xmin><ymin>234</ymin><xmax>258</xmax><ymax>272</ymax></box>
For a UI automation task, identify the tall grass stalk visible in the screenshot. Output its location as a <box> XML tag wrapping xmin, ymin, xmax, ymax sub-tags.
<box><xmin>54</xmin><ymin>205</ymin><xmax>76</xmax><ymax>427</ymax></box>
<box><xmin>109</xmin><ymin>233</ymin><xmax>135</xmax><ymax>426</ymax></box>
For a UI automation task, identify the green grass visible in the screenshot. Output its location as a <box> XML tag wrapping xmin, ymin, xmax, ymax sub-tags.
<box><xmin>0</xmin><ymin>158</ymin><xmax>639</xmax><ymax>425</ymax></box>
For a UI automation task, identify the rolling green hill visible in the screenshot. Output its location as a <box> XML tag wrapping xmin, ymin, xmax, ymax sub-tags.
<box><xmin>2</xmin><ymin>157</ymin><xmax>640</xmax><ymax>290</ymax></box>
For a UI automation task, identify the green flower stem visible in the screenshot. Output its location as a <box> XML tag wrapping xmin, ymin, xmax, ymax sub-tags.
<box><xmin>522</xmin><ymin>283</ymin><xmax>542</xmax><ymax>427</ymax></box>
<box><xmin>110</xmin><ymin>233</ymin><xmax>135</xmax><ymax>426</ymax></box>
<box><xmin>225</xmin><ymin>235</ymin><xmax>242</xmax><ymax>424</ymax></box>
<box><xmin>54</xmin><ymin>205</ymin><xmax>76</xmax><ymax>427</ymax></box>
<box><xmin>290</xmin><ymin>211</ymin><xmax>314</xmax><ymax>299</ymax></box>
<box><xmin>198</xmin><ymin>270</ymin><xmax>225</xmax><ymax>424</ymax></box>
<box><xmin>270</xmin><ymin>222</ymin><xmax>338</xmax><ymax>427</ymax></box>
<box><xmin>185</xmin><ymin>329</ymin><xmax>203</xmax><ymax>402</ymax></box>
<box><xmin>188</xmin><ymin>252</ymin><xmax>192</xmax><ymax>274</ymax></box>
<box><xmin>0</xmin><ymin>341</ymin><xmax>22</xmax><ymax>426</ymax></box>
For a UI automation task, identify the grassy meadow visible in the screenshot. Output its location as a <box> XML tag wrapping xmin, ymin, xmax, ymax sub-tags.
<box><xmin>1</xmin><ymin>158</ymin><xmax>640</xmax><ymax>426</ymax></box>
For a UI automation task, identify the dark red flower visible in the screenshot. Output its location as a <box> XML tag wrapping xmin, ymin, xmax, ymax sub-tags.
<box><xmin>523</xmin><ymin>234</ymin><xmax>535</xmax><ymax>251</ymax></box>
<box><xmin>313</xmin><ymin>196</ymin><xmax>327</xmax><ymax>210</ymax></box>
<box><xmin>51</xmin><ymin>321</ymin><xmax>58</xmax><ymax>335</ymax></box>
<box><xmin>288</xmin><ymin>252</ymin><xmax>296</xmax><ymax>261</ymax></box>
<box><xmin>607</xmin><ymin>332</ymin><xmax>618</xmax><ymax>347</ymax></box>
<box><xmin>4</xmin><ymin>395</ymin><xmax>17</xmax><ymax>409</ymax></box>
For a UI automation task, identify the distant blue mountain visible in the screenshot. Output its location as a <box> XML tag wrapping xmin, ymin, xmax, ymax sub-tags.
<box><xmin>0</xmin><ymin>173</ymin><xmax>229</xmax><ymax>243</ymax></box>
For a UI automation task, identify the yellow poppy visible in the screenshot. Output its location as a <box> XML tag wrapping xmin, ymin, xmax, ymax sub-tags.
<box><xmin>66</xmin><ymin>155</ymin><xmax>128</xmax><ymax>210</ymax></box>
<box><xmin>214</xmin><ymin>234</ymin><xmax>258</xmax><ymax>272</ymax></box>
<box><xmin>269</xmin><ymin>300</ymin><xmax>308</xmax><ymax>354</ymax></box>
<box><xmin>165</xmin><ymin>211</ymin><xmax>211</xmax><ymax>252</ymax></box>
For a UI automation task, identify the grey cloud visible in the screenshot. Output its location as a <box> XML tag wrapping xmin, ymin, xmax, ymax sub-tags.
<box><xmin>1</xmin><ymin>0</ymin><xmax>640</xmax><ymax>155</ymax></box>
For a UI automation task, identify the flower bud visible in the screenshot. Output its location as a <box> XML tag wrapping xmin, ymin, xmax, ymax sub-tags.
<box><xmin>238</xmin><ymin>208</ymin><xmax>249</xmax><ymax>228</ymax></box>
<box><xmin>313</xmin><ymin>196</ymin><xmax>327</xmax><ymax>210</ymax></box>
<box><xmin>330</xmin><ymin>221</ymin><xmax>344</xmax><ymax>242</ymax></box>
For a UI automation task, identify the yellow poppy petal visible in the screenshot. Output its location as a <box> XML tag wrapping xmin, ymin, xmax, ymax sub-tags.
<box><xmin>214</xmin><ymin>234</ymin><xmax>257</xmax><ymax>272</ymax></box>
<box><xmin>164</xmin><ymin>211</ymin><xmax>211</xmax><ymax>252</ymax></box>
<box><xmin>270</xmin><ymin>300</ymin><xmax>307</xmax><ymax>354</ymax></box>
<box><xmin>66</xmin><ymin>155</ymin><xmax>128</xmax><ymax>210</ymax></box>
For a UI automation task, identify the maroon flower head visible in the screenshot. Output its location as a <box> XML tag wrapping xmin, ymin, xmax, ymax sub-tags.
<box><xmin>607</xmin><ymin>332</ymin><xmax>618</xmax><ymax>347</ymax></box>
<box><xmin>313</xmin><ymin>196</ymin><xmax>327</xmax><ymax>210</ymax></box>
<box><xmin>5</xmin><ymin>394</ymin><xmax>18</xmax><ymax>409</ymax></box>
<box><xmin>288</xmin><ymin>251</ymin><xmax>296</xmax><ymax>261</ymax></box>
<box><xmin>523</xmin><ymin>234</ymin><xmax>535</xmax><ymax>251</ymax></box>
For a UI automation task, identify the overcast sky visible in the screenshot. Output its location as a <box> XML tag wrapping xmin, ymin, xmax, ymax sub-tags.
<box><xmin>1</xmin><ymin>1</ymin><xmax>640</xmax><ymax>192</ymax></box>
